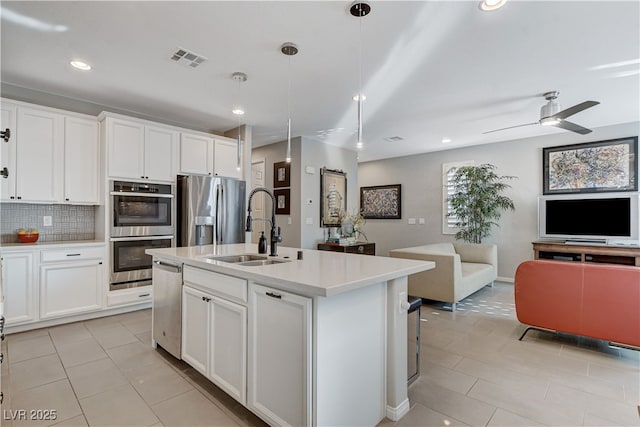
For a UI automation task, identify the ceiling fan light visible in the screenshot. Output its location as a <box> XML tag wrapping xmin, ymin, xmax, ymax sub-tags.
<box><xmin>540</xmin><ymin>117</ymin><xmax>561</xmax><ymax>126</ymax></box>
<box><xmin>70</xmin><ymin>60</ymin><xmax>91</xmax><ymax>71</ymax></box>
<box><xmin>479</xmin><ymin>0</ymin><xmax>507</xmax><ymax>11</ymax></box>
<box><xmin>232</xmin><ymin>108</ymin><xmax>245</xmax><ymax>116</ymax></box>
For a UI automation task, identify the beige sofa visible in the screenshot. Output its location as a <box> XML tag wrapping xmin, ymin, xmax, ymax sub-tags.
<box><xmin>389</xmin><ymin>242</ymin><xmax>497</xmax><ymax>310</ymax></box>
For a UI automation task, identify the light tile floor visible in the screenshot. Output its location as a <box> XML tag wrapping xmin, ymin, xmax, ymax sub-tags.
<box><xmin>0</xmin><ymin>282</ymin><xmax>638</xmax><ymax>426</ymax></box>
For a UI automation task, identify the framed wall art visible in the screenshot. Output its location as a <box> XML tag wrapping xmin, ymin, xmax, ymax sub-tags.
<box><xmin>543</xmin><ymin>137</ymin><xmax>638</xmax><ymax>194</ymax></box>
<box><xmin>360</xmin><ymin>184</ymin><xmax>402</xmax><ymax>219</ymax></box>
<box><xmin>273</xmin><ymin>161</ymin><xmax>290</xmax><ymax>188</ymax></box>
<box><xmin>320</xmin><ymin>168</ymin><xmax>347</xmax><ymax>227</ymax></box>
<box><xmin>274</xmin><ymin>189</ymin><xmax>290</xmax><ymax>215</ymax></box>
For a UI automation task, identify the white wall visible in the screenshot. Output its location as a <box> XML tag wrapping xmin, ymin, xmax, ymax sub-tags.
<box><xmin>358</xmin><ymin>122</ymin><xmax>640</xmax><ymax>280</ymax></box>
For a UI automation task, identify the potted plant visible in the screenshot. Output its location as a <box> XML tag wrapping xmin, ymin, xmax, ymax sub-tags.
<box><xmin>448</xmin><ymin>163</ymin><xmax>515</xmax><ymax>244</ymax></box>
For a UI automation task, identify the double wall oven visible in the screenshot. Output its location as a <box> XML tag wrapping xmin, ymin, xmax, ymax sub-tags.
<box><xmin>109</xmin><ymin>181</ymin><xmax>174</xmax><ymax>291</ymax></box>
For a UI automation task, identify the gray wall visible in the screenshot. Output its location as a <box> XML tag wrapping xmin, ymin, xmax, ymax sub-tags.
<box><xmin>252</xmin><ymin>137</ymin><xmax>358</xmax><ymax>249</ymax></box>
<box><xmin>300</xmin><ymin>138</ymin><xmax>358</xmax><ymax>249</ymax></box>
<box><xmin>251</xmin><ymin>137</ymin><xmax>302</xmax><ymax>248</ymax></box>
<box><xmin>358</xmin><ymin>122</ymin><xmax>640</xmax><ymax>280</ymax></box>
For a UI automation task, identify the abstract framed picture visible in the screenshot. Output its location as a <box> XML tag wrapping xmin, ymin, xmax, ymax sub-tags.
<box><xmin>273</xmin><ymin>161</ymin><xmax>290</xmax><ymax>188</ymax></box>
<box><xmin>274</xmin><ymin>189</ymin><xmax>290</xmax><ymax>215</ymax></box>
<box><xmin>543</xmin><ymin>137</ymin><xmax>638</xmax><ymax>194</ymax></box>
<box><xmin>360</xmin><ymin>184</ymin><xmax>402</xmax><ymax>219</ymax></box>
<box><xmin>320</xmin><ymin>167</ymin><xmax>347</xmax><ymax>227</ymax></box>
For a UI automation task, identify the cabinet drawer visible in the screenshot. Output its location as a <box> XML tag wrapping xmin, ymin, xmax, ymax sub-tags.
<box><xmin>184</xmin><ymin>266</ymin><xmax>247</xmax><ymax>304</ymax></box>
<box><xmin>41</xmin><ymin>246</ymin><xmax>104</xmax><ymax>262</ymax></box>
<box><xmin>107</xmin><ymin>286</ymin><xmax>152</xmax><ymax>306</ymax></box>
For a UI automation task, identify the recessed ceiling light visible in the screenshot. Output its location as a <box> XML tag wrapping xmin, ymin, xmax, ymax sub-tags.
<box><xmin>479</xmin><ymin>0</ymin><xmax>507</xmax><ymax>12</ymax></box>
<box><xmin>352</xmin><ymin>94</ymin><xmax>366</xmax><ymax>101</ymax></box>
<box><xmin>232</xmin><ymin>108</ymin><xmax>245</xmax><ymax>116</ymax></box>
<box><xmin>70</xmin><ymin>60</ymin><xmax>91</xmax><ymax>71</ymax></box>
<box><xmin>442</xmin><ymin>137</ymin><xmax>452</xmax><ymax>143</ymax></box>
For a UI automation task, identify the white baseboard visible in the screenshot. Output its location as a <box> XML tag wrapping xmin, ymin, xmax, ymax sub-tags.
<box><xmin>386</xmin><ymin>398</ymin><xmax>410</xmax><ymax>421</ymax></box>
<box><xmin>497</xmin><ymin>276</ymin><xmax>514</xmax><ymax>284</ymax></box>
<box><xmin>5</xmin><ymin>302</ymin><xmax>151</xmax><ymax>335</ymax></box>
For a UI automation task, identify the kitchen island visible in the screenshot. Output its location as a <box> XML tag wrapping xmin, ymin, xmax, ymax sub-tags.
<box><xmin>146</xmin><ymin>243</ymin><xmax>434</xmax><ymax>426</ymax></box>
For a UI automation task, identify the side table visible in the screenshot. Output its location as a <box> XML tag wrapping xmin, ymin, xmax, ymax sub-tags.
<box><xmin>316</xmin><ymin>241</ymin><xmax>376</xmax><ymax>256</ymax></box>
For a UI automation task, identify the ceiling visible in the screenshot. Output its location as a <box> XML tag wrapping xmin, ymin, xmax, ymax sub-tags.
<box><xmin>1</xmin><ymin>1</ymin><xmax>639</xmax><ymax>163</ymax></box>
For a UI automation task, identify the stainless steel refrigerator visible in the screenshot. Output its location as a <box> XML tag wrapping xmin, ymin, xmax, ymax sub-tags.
<box><xmin>177</xmin><ymin>175</ymin><xmax>246</xmax><ymax>247</ymax></box>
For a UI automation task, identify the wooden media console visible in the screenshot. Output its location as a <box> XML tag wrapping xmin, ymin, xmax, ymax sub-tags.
<box><xmin>532</xmin><ymin>240</ymin><xmax>640</xmax><ymax>266</ymax></box>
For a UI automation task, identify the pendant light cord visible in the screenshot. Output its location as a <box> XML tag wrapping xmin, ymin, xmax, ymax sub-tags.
<box><xmin>356</xmin><ymin>8</ymin><xmax>364</xmax><ymax>148</ymax></box>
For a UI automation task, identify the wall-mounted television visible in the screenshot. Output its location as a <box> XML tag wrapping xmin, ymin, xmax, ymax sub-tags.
<box><xmin>538</xmin><ymin>192</ymin><xmax>640</xmax><ymax>244</ymax></box>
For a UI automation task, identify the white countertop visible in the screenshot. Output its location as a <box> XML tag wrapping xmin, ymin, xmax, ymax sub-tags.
<box><xmin>147</xmin><ymin>243</ymin><xmax>434</xmax><ymax>297</ymax></box>
<box><xmin>0</xmin><ymin>240</ymin><xmax>105</xmax><ymax>250</ymax></box>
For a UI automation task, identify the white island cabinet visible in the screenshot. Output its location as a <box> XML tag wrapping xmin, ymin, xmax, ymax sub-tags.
<box><xmin>181</xmin><ymin>265</ymin><xmax>247</xmax><ymax>404</ymax></box>
<box><xmin>248</xmin><ymin>283</ymin><xmax>311</xmax><ymax>427</ymax></box>
<box><xmin>147</xmin><ymin>244</ymin><xmax>434</xmax><ymax>426</ymax></box>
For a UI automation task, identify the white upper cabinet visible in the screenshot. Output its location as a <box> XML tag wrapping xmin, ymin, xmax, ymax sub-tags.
<box><xmin>213</xmin><ymin>137</ymin><xmax>242</xmax><ymax>179</ymax></box>
<box><xmin>180</xmin><ymin>132</ymin><xmax>213</xmax><ymax>176</ymax></box>
<box><xmin>64</xmin><ymin>116</ymin><xmax>99</xmax><ymax>204</ymax></box>
<box><xmin>106</xmin><ymin>117</ymin><xmax>145</xmax><ymax>180</ymax></box>
<box><xmin>180</xmin><ymin>132</ymin><xmax>241</xmax><ymax>179</ymax></box>
<box><xmin>15</xmin><ymin>107</ymin><xmax>64</xmax><ymax>203</ymax></box>
<box><xmin>1</xmin><ymin>99</ymin><xmax>99</xmax><ymax>204</ymax></box>
<box><xmin>0</xmin><ymin>101</ymin><xmax>17</xmax><ymax>201</ymax></box>
<box><xmin>145</xmin><ymin>126</ymin><xmax>178</xmax><ymax>182</ymax></box>
<box><xmin>105</xmin><ymin>116</ymin><xmax>176</xmax><ymax>182</ymax></box>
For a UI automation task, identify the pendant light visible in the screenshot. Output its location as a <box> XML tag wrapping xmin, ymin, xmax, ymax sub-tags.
<box><xmin>231</xmin><ymin>72</ymin><xmax>247</xmax><ymax>171</ymax></box>
<box><xmin>281</xmin><ymin>42</ymin><xmax>298</xmax><ymax>163</ymax></box>
<box><xmin>350</xmin><ymin>1</ymin><xmax>371</xmax><ymax>150</ymax></box>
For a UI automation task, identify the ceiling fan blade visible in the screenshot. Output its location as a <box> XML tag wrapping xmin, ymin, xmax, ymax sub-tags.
<box><xmin>482</xmin><ymin>122</ymin><xmax>538</xmax><ymax>134</ymax></box>
<box><xmin>554</xmin><ymin>120</ymin><xmax>592</xmax><ymax>135</ymax></box>
<box><xmin>553</xmin><ymin>101</ymin><xmax>600</xmax><ymax>120</ymax></box>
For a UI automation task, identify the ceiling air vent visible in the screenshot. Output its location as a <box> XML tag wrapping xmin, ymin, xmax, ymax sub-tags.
<box><xmin>384</xmin><ymin>136</ymin><xmax>404</xmax><ymax>142</ymax></box>
<box><xmin>170</xmin><ymin>48</ymin><xmax>207</xmax><ymax>68</ymax></box>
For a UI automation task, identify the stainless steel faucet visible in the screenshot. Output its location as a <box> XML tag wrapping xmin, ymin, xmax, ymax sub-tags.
<box><xmin>245</xmin><ymin>187</ymin><xmax>282</xmax><ymax>256</ymax></box>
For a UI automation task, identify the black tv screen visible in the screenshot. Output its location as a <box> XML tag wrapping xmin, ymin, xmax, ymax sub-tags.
<box><xmin>546</xmin><ymin>198</ymin><xmax>631</xmax><ymax>237</ymax></box>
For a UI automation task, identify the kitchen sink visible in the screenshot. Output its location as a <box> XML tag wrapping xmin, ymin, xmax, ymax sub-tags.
<box><xmin>205</xmin><ymin>254</ymin><xmax>290</xmax><ymax>266</ymax></box>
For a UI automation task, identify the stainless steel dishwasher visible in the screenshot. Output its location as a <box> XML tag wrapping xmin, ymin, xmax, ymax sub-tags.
<box><xmin>152</xmin><ymin>259</ymin><xmax>183</xmax><ymax>359</ymax></box>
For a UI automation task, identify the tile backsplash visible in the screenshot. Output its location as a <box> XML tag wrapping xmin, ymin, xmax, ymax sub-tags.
<box><xmin>0</xmin><ymin>203</ymin><xmax>95</xmax><ymax>243</ymax></box>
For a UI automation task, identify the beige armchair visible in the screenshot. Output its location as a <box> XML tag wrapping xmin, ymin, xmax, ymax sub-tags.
<box><xmin>389</xmin><ymin>242</ymin><xmax>497</xmax><ymax>311</ymax></box>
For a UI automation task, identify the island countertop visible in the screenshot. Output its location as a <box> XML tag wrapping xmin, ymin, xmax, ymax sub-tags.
<box><xmin>146</xmin><ymin>243</ymin><xmax>434</xmax><ymax>297</ymax></box>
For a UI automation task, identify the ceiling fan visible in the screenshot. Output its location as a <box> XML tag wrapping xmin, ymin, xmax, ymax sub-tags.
<box><xmin>484</xmin><ymin>91</ymin><xmax>600</xmax><ymax>135</ymax></box>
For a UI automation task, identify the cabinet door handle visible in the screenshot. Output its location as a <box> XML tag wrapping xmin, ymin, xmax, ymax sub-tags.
<box><xmin>266</xmin><ymin>291</ymin><xmax>282</xmax><ymax>299</ymax></box>
<box><xmin>66</xmin><ymin>253</ymin><xmax>81</xmax><ymax>257</ymax></box>
<box><xmin>1</xmin><ymin>128</ymin><xmax>10</xmax><ymax>142</ymax></box>
<box><xmin>138</xmin><ymin>293</ymin><xmax>150</xmax><ymax>298</ymax></box>
<box><xmin>0</xmin><ymin>167</ymin><xmax>8</xmax><ymax>179</ymax></box>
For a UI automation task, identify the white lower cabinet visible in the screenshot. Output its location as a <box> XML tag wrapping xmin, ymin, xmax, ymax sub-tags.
<box><xmin>209</xmin><ymin>295</ymin><xmax>246</xmax><ymax>404</ymax></box>
<box><xmin>181</xmin><ymin>285</ymin><xmax>210</xmax><ymax>375</ymax></box>
<box><xmin>40</xmin><ymin>261</ymin><xmax>102</xmax><ymax>319</ymax></box>
<box><xmin>248</xmin><ymin>283</ymin><xmax>312</xmax><ymax>427</ymax></box>
<box><xmin>182</xmin><ymin>283</ymin><xmax>247</xmax><ymax>404</ymax></box>
<box><xmin>1</xmin><ymin>251</ymin><xmax>37</xmax><ymax>326</ymax></box>
<box><xmin>39</xmin><ymin>246</ymin><xmax>104</xmax><ymax>320</ymax></box>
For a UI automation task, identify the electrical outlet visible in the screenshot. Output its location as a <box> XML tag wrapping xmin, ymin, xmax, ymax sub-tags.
<box><xmin>418</xmin><ymin>218</ymin><xmax>425</xmax><ymax>224</ymax></box>
<box><xmin>408</xmin><ymin>218</ymin><xmax>416</xmax><ymax>225</ymax></box>
<box><xmin>43</xmin><ymin>216</ymin><xmax>52</xmax><ymax>227</ymax></box>
<box><xmin>287</xmin><ymin>217</ymin><xmax>292</xmax><ymax>225</ymax></box>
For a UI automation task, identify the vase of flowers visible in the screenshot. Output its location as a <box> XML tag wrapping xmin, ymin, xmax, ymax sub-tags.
<box><xmin>339</xmin><ymin>209</ymin><xmax>367</xmax><ymax>241</ymax></box>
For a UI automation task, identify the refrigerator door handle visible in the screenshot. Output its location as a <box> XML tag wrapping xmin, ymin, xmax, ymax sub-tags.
<box><xmin>216</xmin><ymin>184</ymin><xmax>222</xmax><ymax>243</ymax></box>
